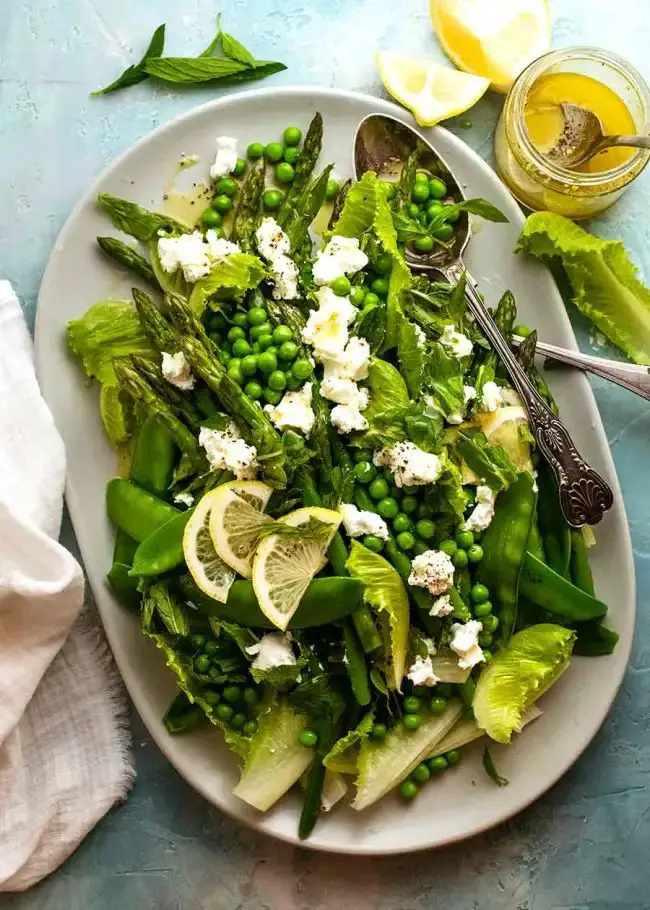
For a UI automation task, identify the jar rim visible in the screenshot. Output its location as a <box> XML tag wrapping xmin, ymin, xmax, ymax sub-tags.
<box><xmin>506</xmin><ymin>46</ymin><xmax>650</xmax><ymax>189</ymax></box>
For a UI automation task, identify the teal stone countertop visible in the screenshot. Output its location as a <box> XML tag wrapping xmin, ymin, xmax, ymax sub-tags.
<box><xmin>2</xmin><ymin>1</ymin><xmax>650</xmax><ymax>907</ymax></box>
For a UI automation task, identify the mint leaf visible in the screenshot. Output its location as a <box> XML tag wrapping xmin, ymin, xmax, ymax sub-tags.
<box><xmin>92</xmin><ymin>24</ymin><xmax>166</xmax><ymax>95</ymax></box>
<box><xmin>143</xmin><ymin>56</ymin><xmax>286</xmax><ymax>85</ymax></box>
<box><xmin>218</xmin><ymin>17</ymin><xmax>256</xmax><ymax>66</ymax></box>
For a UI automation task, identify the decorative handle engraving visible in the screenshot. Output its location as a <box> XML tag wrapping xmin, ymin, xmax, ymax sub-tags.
<box><xmin>453</xmin><ymin>268</ymin><xmax>613</xmax><ymax>527</ymax></box>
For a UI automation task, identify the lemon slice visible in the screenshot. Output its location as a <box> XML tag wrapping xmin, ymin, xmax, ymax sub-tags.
<box><xmin>430</xmin><ymin>0</ymin><xmax>550</xmax><ymax>93</ymax></box>
<box><xmin>208</xmin><ymin>480</ymin><xmax>274</xmax><ymax>578</ymax></box>
<box><xmin>252</xmin><ymin>507</ymin><xmax>342</xmax><ymax>630</ymax></box>
<box><xmin>183</xmin><ymin>492</ymin><xmax>236</xmax><ymax>603</ymax></box>
<box><xmin>477</xmin><ymin>404</ymin><xmax>533</xmax><ymax>473</ymax></box>
<box><xmin>376</xmin><ymin>51</ymin><xmax>490</xmax><ymax>127</ymax></box>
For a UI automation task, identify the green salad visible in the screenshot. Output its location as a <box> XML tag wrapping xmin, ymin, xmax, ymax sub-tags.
<box><xmin>68</xmin><ymin>113</ymin><xmax>618</xmax><ymax>837</ymax></box>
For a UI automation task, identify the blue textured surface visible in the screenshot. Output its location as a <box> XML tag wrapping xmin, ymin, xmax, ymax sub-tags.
<box><xmin>2</xmin><ymin>1</ymin><xmax>650</xmax><ymax>906</ymax></box>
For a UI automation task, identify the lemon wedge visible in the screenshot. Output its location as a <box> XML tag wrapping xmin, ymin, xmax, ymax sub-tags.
<box><xmin>183</xmin><ymin>492</ymin><xmax>236</xmax><ymax>603</ymax></box>
<box><xmin>477</xmin><ymin>404</ymin><xmax>533</xmax><ymax>473</ymax></box>
<box><xmin>430</xmin><ymin>0</ymin><xmax>550</xmax><ymax>93</ymax></box>
<box><xmin>376</xmin><ymin>51</ymin><xmax>490</xmax><ymax>127</ymax></box>
<box><xmin>208</xmin><ymin>480</ymin><xmax>274</xmax><ymax>578</ymax></box>
<box><xmin>252</xmin><ymin>507</ymin><xmax>342</xmax><ymax>630</ymax></box>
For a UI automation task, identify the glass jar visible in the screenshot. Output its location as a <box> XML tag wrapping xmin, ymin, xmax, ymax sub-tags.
<box><xmin>494</xmin><ymin>47</ymin><xmax>650</xmax><ymax>218</ymax></box>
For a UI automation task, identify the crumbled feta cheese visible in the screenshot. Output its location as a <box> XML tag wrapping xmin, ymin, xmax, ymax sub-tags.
<box><xmin>255</xmin><ymin>217</ymin><xmax>291</xmax><ymax>259</ymax></box>
<box><xmin>439</xmin><ymin>324</ymin><xmax>473</xmax><ymax>359</ymax></box>
<box><xmin>322</xmin><ymin>335</ymin><xmax>371</xmax><ymax>382</ymax></box>
<box><xmin>158</xmin><ymin>231</ymin><xmax>212</xmax><ymax>282</ymax></box>
<box><xmin>406</xmin><ymin>655</ymin><xmax>440</xmax><ymax>687</ymax></box>
<box><xmin>429</xmin><ymin>594</ymin><xmax>453</xmax><ymax>617</ymax></box>
<box><xmin>320</xmin><ymin>375</ymin><xmax>363</xmax><ymax>406</ymax></box>
<box><xmin>209</xmin><ymin>135</ymin><xmax>238</xmax><ymax>179</ymax></box>
<box><xmin>302</xmin><ymin>287</ymin><xmax>357</xmax><ymax>361</ymax></box>
<box><xmin>480</xmin><ymin>380</ymin><xmax>503</xmax><ymax>413</ymax></box>
<box><xmin>198</xmin><ymin>423</ymin><xmax>258</xmax><ymax>479</ymax></box>
<box><xmin>205</xmin><ymin>232</ymin><xmax>241</xmax><ymax>260</ymax></box>
<box><xmin>312</xmin><ymin>235</ymin><xmax>369</xmax><ymax>286</ymax></box>
<box><xmin>270</xmin><ymin>254</ymin><xmax>300</xmax><ymax>300</ymax></box>
<box><xmin>450</xmin><ymin>620</ymin><xmax>484</xmax><ymax>669</ymax></box>
<box><xmin>340</xmin><ymin>503</ymin><xmax>389</xmax><ymax>541</ymax></box>
<box><xmin>246</xmin><ymin>632</ymin><xmax>296</xmax><ymax>670</ymax></box>
<box><xmin>465</xmin><ymin>484</ymin><xmax>496</xmax><ymax>533</ymax></box>
<box><xmin>414</xmin><ymin>324</ymin><xmax>427</xmax><ymax>348</ymax></box>
<box><xmin>408</xmin><ymin>549</ymin><xmax>455</xmax><ymax>596</ymax></box>
<box><xmin>446</xmin><ymin>385</ymin><xmax>478</xmax><ymax>425</ymax></box>
<box><xmin>254</xmin><ymin>217</ymin><xmax>299</xmax><ymax>300</ymax></box>
<box><xmin>264</xmin><ymin>382</ymin><xmax>315</xmax><ymax>437</ymax></box>
<box><xmin>374</xmin><ymin>442</ymin><xmax>444</xmax><ymax>488</ymax></box>
<box><xmin>161</xmin><ymin>351</ymin><xmax>195</xmax><ymax>391</ymax></box>
<box><xmin>330</xmin><ymin>404</ymin><xmax>368</xmax><ymax>434</ymax></box>
<box><xmin>174</xmin><ymin>491</ymin><xmax>195</xmax><ymax>508</ymax></box>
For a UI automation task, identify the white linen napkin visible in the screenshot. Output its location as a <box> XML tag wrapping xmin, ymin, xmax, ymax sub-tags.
<box><xmin>0</xmin><ymin>280</ymin><xmax>133</xmax><ymax>892</ymax></box>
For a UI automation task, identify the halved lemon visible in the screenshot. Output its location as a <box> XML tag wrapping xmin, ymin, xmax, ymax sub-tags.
<box><xmin>376</xmin><ymin>51</ymin><xmax>490</xmax><ymax>127</ymax></box>
<box><xmin>208</xmin><ymin>480</ymin><xmax>274</xmax><ymax>578</ymax></box>
<box><xmin>183</xmin><ymin>492</ymin><xmax>236</xmax><ymax>603</ymax></box>
<box><xmin>430</xmin><ymin>0</ymin><xmax>550</xmax><ymax>93</ymax></box>
<box><xmin>252</xmin><ymin>507</ymin><xmax>342</xmax><ymax>630</ymax></box>
<box><xmin>477</xmin><ymin>404</ymin><xmax>533</xmax><ymax>473</ymax></box>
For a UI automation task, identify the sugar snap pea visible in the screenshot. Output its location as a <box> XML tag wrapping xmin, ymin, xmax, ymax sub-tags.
<box><xmin>520</xmin><ymin>552</ymin><xmax>607</xmax><ymax>622</ymax></box>
<box><xmin>573</xmin><ymin>621</ymin><xmax>619</xmax><ymax>656</ymax></box>
<box><xmin>130</xmin><ymin>509</ymin><xmax>194</xmax><ymax>577</ymax></box>
<box><xmin>106</xmin><ymin>477</ymin><xmax>180</xmax><ymax>542</ymax></box>
<box><xmin>129</xmin><ymin>415</ymin><xmax>176</xmax><ymax>498</ymax></box>
<box><xmin>343</xmin><ymin>618</ymin><xmax>371</xmax><ymax>707</ymax></box>
<box><xmin>106</xmin><ymin>561</ymin><xmax>141</xmax><ymax>613</ymax></box>
<box><xmin>163</xmin><ymin>692</ymin><xmax>205</xmax><ymax>734</ymax></box>
<box><xmin>569</xmin><ymin>530</ymin><xmax>595</xmax><ymax>596</ymax></box>
<box><xmin>536</xmin><ymin>467</ymin><xmax>571</xmax><ymax>578</ymax></box>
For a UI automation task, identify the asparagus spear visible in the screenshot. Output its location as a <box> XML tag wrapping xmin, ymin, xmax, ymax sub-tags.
<box><xmin>328</xmin><ymin>179</ymin><xmax>351</xmax><ymax>231</ymax></box>
<box><xmin>286</xmin><ymin>164</ymin><xmax>333</xmax><ymax>253</ymax></box>
<box><xmin>114</xmin><ymin>358</ymin><xmax>203</xmax><ymax>465</ymax></box>
<box><xmin>277</xmin><ymin>113</ymin><xmax>323</xmax><ymax>227</ymax></box>
<box><xmin>395</xmin><ymin>147</ymin><xmax>420</xmax><ymax>211</ymax></box>
<box><xmin>231</xmin><ymin>159</ymin><xmax>264</xmax><ymax>251</ymax></box>
<box><xmin>132</xmin><ymin>287</ymin><xmax>177</xmax><ymax>350</ymax></box>
<box><xmin>131</xmin><ymin>355</ymin><xmax>202</xmax><ymax>427</ymax></box>
<box><xmin>98</xmin><ymin>193</ymin><xmax>189</xmax><ymax>241</ymax></box>
<box><xmin>97</xmin><ymin>237</ymin><xmax>160</xmax><ymax>290</ymax></box>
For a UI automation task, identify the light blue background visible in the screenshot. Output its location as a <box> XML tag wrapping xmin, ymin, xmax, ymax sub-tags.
<box><xmin>2</xmin><ymin>1</ymin><xmax>650</xmax><ymax>907</ymax></box>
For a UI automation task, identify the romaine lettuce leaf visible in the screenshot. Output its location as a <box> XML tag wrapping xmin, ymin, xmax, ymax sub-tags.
<box><xmin>331</xmin><ymin>171</ymin><xmax>378</xmax><ymax>238</ymax></box>
<box><xmin>451</xmin><ymin>426</ymin><xmax>518</xmax><ymax>491</ymax></box>
<box><xmin>430</xmin><ymin>704</ymin><xmax>542</xmax><ymax>758</ymax></box>
<box><xmin>398</xmin><ymin>319</ymin><xmax>424</xmax><ymax>398</ymax></box>
<box><xmin>424</xmin><ymin>342</ymin><xmax>466</xmax><ymax>418</ymax></box>
<box><xmin>473</xmin><ymin>623</ymin><xmax>575</xmax><ymax>744</ymax></box>
<box><xmin>346</xmin><ymin>541</ymin><xmax>409</xmax><ymax>690</ymax></box>
<box><xmin>323</xmin><ymin>710</ymin><xmax>375</xmax><ymax>775</ymax></box>
<box><xmin>188</xmin><ymin>253</ymin><xmax>267</xmax><ymax>314</ymax></box>
<box><xmin>321</xmin><ymin>770</ymin><xmax>349</xmax><ymax>811</ymax></box>
<box><xmin>353</xmin><ymin>357</ymin><xmax>410</xmax><ymax>448</ymax></box>
<box><xmin>517</xmin><ymin>211</ymin><xmax>650</xmax><ymax>364</ymax></box>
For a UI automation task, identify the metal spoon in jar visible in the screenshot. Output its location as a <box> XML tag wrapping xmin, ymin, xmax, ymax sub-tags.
<box><xmin>546</xmin><ymin>102</ymin><xmax>650</xmax><ymax>169</ymax></box>
<box><xmin>353</xmin><ymin>112</ymin><xmax>614</xmax><ymax>527</ymax></box>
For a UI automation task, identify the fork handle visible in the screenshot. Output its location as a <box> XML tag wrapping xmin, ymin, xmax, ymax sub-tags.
<box><xmin>448</xmin><ymin>266</ymin><xmax>613</xmax><ymax>527</ymax></box>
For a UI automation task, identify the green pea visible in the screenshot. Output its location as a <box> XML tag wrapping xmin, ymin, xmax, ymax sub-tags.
<box><xmin>354</xmin><ymin>461</ymin><xmax>376</xmax><ymax>484</ymax></box>
<box><xmin>247</xmin><ymin>307</ymin><xmax>267</xmax><ymax>327</ymax></box>
<box><xmin>247</xmin><ymin>142</ymin><xmax>264</xmax><ymax>160</ymax></box>
<box><xmin>227</xmin><ymin>326</ymin><xmax>245</xmax><ymax>343</ymax></box>
<box><xmin>230</xmin><ymin>712</ymin><xmax>247</xmax><ymax>730</ymax></box>
<box><xmin>222</xmin><ymin>685</ymin><xmax>241</xmax><ymax>703</ymax></box>
<box><xmin>415</xmin><ymin>519</ymin><xmax>436</xmax><ymax>540</ymax></box>
<box><xmin>240</xmin><ymin>355</ymin><xmax>258</xmax><ymax>377</ymax></box>
<box><xmin>439</xmin><ymin>539</ymin><xmax>458</xmax><ymax>557</ymax></box>
<box><xmin>483</xmin><ymin>613</ymin><xmax>499</xmax><ymax>633</ymax></box>
<box><xmin>401</xmin><ymin>495</ymin><xmax>419</xmax><ymax>515</ymax></box>
<box><xmin>213</xmin><ymin>194</ymin><xmax>233</xmax><ymax>214</ymax></box>
<box><xmin>377</xmin><ymin>497</ymin><xmax>399</xmax><ymax>520</ymax></box>
<box><xmin>350</xmin><ymin>286</ymin><xmax>366</xmax><ymax>307</ymax></box>
<box><xmin>193</xmin><ymin>654</ymin><xmax>211</xmax><ymax>674</ymax></box>
<box><xmin>243</xmin><ymin>686</ymin><xmax>260</xmax><ymax>705</ymax></box>
<box><xmin>228</xmin><ymin>357</ymin><xmax>241</xmax><ymax>370</ymax></box>
<box><xmin>382</xmin><ymin>181</ymin><xmax>397</xmax><ymax>200</ymax></box>
<box><xmin>445</xmin><ymin>749</ymin><xmax>461</xmax><ymax>765</ymax></box>
<box><xmin>368</xmin><ymin>477</ymin><xmax>389</xmax><ymax>500</ymax></box>
<box><xmin>216</xmin><ymin>176</ymin><xmax>237</xmax><ymax>197</ymax></box>
<box><xmin>243</xmin><ymin>720</ymin><xmax>258</xmax><ymax>735</ymax></box>
<box><xmin>232</xmin><ymin>338</ymin><xmax>252</xmax><ymax>358</ymax></box>
<box><xmin>354</xmin><ymin>448</ymin><xmax>373</xmax><ymax>463</ymax></box>
<box><xmin>298</xmin><ymin>729</ymin><xmax>319</xmax><ymax>747</ymax></box>
<box><xmin>426</xmin><ymin>202</ymin><xmax>443</xmax><ymax>220</ymax></box>
<box><xmin>263</xmin><ymin>387</ymin><xmax>283</xmax><ymax>406</ymax></box>
<box><xmin>474</xmin><ymin>600</ymin><xmax>493</xmax><ymax>618</ymax></box>
<box><xmin>325</xmin><ymin>178</ymin><xmax>339</xmax><ymax>201</ymax></box>
<box><xmin>363</xmin><ymin>534</ymin><xmax>384</xmax><ymax>553</ymax></box>
<box><xmin>232</xmin><ymin>157</ymin><xmax>247</xmax><ymax>177</ymax></box>
<box><xmin>275</xmin><ymin>162</ymin><xmax>295</xmax><ymax>184</ymax></box>
<box><xmin>392</xmin><ymin>513</ymin><xmax>412</xmax><ymax>534</ymax></box>
<box><xmin>331</xmin><ymin>275</ymin><xmax>352</xmax><ymax>296</ymax></box>
<box><xmin>258</xmin><ymin>332</ymin><xmax>275</xmax><ymax>351</ymax></box>
<box><xmin>291</xmin><ymin>358</ymin><xmax>312</xmax><ymax>381</ymax></box>
<box><xmin>453</xmin><ymin>548</ymin><xmax>468</xmax><ymax>568</ymax></box>
<box><xmin>283</xmin><ymin>146</ymin><xmax>300</xmax><ymax>165</ymax></box>
<box><xmin>264</xmin><ymin>142</ymin><xmax>284</xmax><ymax>163</ymax></box>
<box><xmin>400</xmin><ymin>780</ymin><xmax>419</xmax><ymax>800</ymax></box>
<box><xmin>455</xmin><ymin>530</ymin><xmax>474</xmax><ymax>550</ymax></box>
<box><xmin>428</xmin><ymin>755</ymin><xmax>448</xmax><ymax>773</ymax></box>
<box><xmin>478</xmin><ymin>631</ymin><xmax>493</xmax><ymax>647</ymax></box>
<box><xmin>370</xmin><ymin>276</ymin><xmax>389</xmax><ymax>298</ymax></box>
<box><xmin>412</xmin><ymin>183</ymin><xmax>430</xmax><ymax>204</ymax></box>
<box><xmin>442</xmin><ymin>206</ymin><xmax>460</xmax><ymax>223</ymax></box>
<box><xmin>245</xmin><ymin>380</ymin><xmax>263</xmax><ymax>400</ymax></box>
<box><xmin>248</xmin><ymin>322</ymin><xmax>270</xmax><ymax>342</ymax></box>
<box><xmin>413</xmin><ymin>540</ymin><xmax>428</xmax><ymax>556</ymax></box>
<box><xmin>215</xmin><ymin>703</ymin><xmax>234</xmax><ymax>721</ymax></box>
<box><xmin>375</xmin><ymin>252</ymin><xmax>393</xmax><ymax>274</ymax></box>
<box><xmin>203</xmin><ymin>689</ymin><xmax>221</xmax><ymax>706</ymax></box>
<box><xmin>370</xmin><ymin>722</ymin><xmax>387</xmax><ymax>740</ymax></box>
<box><xmin>482</xmin><ymin>649</ymin><xmax>493</xmax><ymax>663</ymax></box>
<box><xmin>190</xmin><ymin>633</ymin><xmax>207</xmax><ymax>650</ymax></box>
<box><xmin>471</xmin><ymin>583</ymin><xmax>490</xmax><ymax>604</ymax></box>
<box><xmin>413</xmin><ymin>235</ymin><xmax>434</xmax><ymax>252</ymax></box>
<box><xmin>397</xmin><ymin>531</ymin><xmax>415</xmax><ymax>551</ymax></box>
<box><xmin>411</xmin><ymin>763</ymin><xmax>431</xmax><ymax>784</ymax></box>
<box><xmin>406</xmin><ymin>202</ymin><xmax>420</xmax><ymax>218</ymax></box>
<box><xmin>257</xmin><ymin>351</ymin><xmax>278</xmax><ymax>375</ymax></box>
<box><xmin>227</xmin><ymin>365</ymin><xmax>244</xmax><ymax>385</ymax></box>
<box><xmin>201</xmin><ymin>206</ymin><xmax>222</xmax><ymax>227</ymax></box>
<box><xmin>467</xmin><ymin>544</ymin><xmax>483</xmax><ymax>563</ymax></box>
<box><xmin>283</xmin><ymin>125</ymin><xmax>302</xmax><ymax>146</ymax></box>
<box><xmin>203</xmin><ymin>640</ymin><xmax>219</xmax><ymax>656</ymax></box>
<box><xmin>432</xmin><ymin>223</ymin><xmax>454</xmax><ymax>241</ymax></box>
<box><xmin>403</xmin><ymin>713</ymin><xmax>421</xmax><ymax>731</ymax></box>
<box><xmin>416</xmin><ymin>503</ymin><xmax>433</xmax><ymax>519</ymax></box>
<box><xmin>460</xmin><ymin>677</ymin><xmax>476</xmax><ymax>708</ymax></box>
<box><xmin>429</xmin><ymin>695</ymin><xmax>447</xmax><ymax>715</ymax></box>
<box><xmin>278</xmin><ymin>341</ymin><xmax>298</xmax><ymax>361</ymax></box>
<box><xmin>285</xmin><ymin>373</ymin><xmax>302</xmax><ymax>390</ymax></box>
<box><xmin>428</xmin><ymin>177</ymin><xmax>447</xmax><ymax>199</ymax></box>
<box><xmin>513</xmin><ymin>324</ymin><xmax>532</xmax><ymax>338</ymax></box>
<box><xmin>363</xmin><ymin>291</ymin><xmax>380</xmax><ymax>308</ymax></box>
<box><xmin>273</xmin><ymin>325</ymin><xmax>293</xmax><ymax>345</ymax></box>
<box><xmin>268</xmin><ymin>370</ymin><xmax>287</xmax><ymax>391</ymax></box>
<box><xmin>263</xmin><ymin>189</ymin><xmax>284</xmax><ymax>211</ymax></box>
<box><xmin>415</xmin><ymin>170</ymin><xmax>429</xmax><ymax>184</ymax></box>
<box><xmin>403</xmin><ymin>695</ymin><xmax>421</xmax><ymax>714</ymax></box>
<box><xmin>232</xmin><ymin>312</ymin><xmax>248</xmax><ymax>328</ymax></box>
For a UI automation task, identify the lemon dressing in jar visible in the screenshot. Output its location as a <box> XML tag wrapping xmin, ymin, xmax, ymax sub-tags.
<box><xmin>495</xmin><ymin>47</ymin><xmax>650</xmax><ymax>218</ymax></box>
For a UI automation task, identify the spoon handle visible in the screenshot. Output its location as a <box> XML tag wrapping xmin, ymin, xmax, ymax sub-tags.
<box><xmin>599</xmin><ymin>134</ymin><xmax>650</xmax><ymax>153</ymax></box>
<box><xmin>450</xmin><ymin>267</ymin><xmax>613</xmax><ymax>527</ymax></box>
<box><xmin>513</xmin><ymin>335</ymin><xmax>650</xmax><ymax>401</ymax></box>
